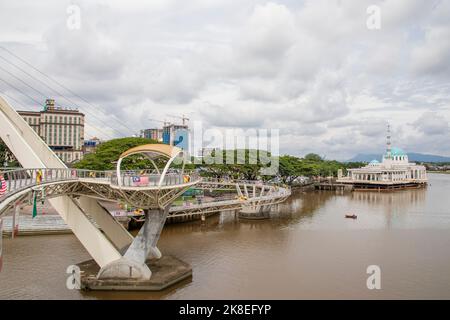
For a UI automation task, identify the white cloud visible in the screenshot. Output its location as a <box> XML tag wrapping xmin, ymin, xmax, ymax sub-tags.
<box><xmin>411</xmin><ymin>26</ymin><xmax>450</xmax><ymax>76</ymax></box>
<box><xmin>44</xmin><ymin>23</ymin><xmax>126</xmax><ymax>79</ymax></box>
<box><xmin>236</xmin><ymin>2</ymin><xmax>296</xmax><ymax>62</ymax></box>
<box><xmin>0</xmin><ymin>0</ymin><xmax>449</xmax><ymax>158</ymax></box>
<box><xmin>412</xmin><ymin>112</ymin><xmax>449</xmax><ymax>135</ymax></box>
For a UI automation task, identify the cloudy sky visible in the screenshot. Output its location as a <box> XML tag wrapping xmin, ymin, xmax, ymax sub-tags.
<box><xmin>0</xmin><ymin>0</ymin><xmax>449</xmax><ymax>160</ymax></box>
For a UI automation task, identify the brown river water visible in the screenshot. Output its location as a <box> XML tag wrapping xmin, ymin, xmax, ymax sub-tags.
<box><xmin>1</xmin><ymin>173</ymin><xmax>450</xmax><ymax>299</ymax></box>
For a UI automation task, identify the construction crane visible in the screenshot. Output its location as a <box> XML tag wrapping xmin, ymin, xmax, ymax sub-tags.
<box><xmin>148</xmin><ymin>118</ymin><xmax>170</xmax><ymax>126</ymax></box>
<box><xmin>166</xmin><ymin>114</ymin><xmax>190</xmax><ymax>126</ymax></box>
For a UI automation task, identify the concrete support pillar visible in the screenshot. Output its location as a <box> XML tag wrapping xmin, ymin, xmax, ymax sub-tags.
<box><xmin>124</xmin><ymin>207</ymin><xmax>168</xmax><ymax>263</ymax></box>
<box><xmin>97</xmin><ymin>206</ymin><xmax>169</xmax><ymax>280</ymax></box>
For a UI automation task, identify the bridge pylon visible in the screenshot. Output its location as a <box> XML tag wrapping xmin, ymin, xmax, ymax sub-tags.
<box><xmin>0</xmin><ymin>96</ymin><xmax>195</xmax><ymax>287</ymax></box>
<box><xmin>0</xmin><ymin>95</ymin><xmax>125</xmax><ymax>267</ymax></box>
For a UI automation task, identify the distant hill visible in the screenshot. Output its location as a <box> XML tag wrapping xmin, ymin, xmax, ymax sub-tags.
<box><xmin>348</xmin><ymin>152</ymin><xmax>450</xmax><ymax>163</ymax></box>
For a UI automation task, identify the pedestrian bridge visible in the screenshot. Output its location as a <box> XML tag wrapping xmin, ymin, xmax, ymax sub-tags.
<box><xmin>0</xmin><ymin>95</ymin><xmax>290</xmax><ymax>285</ymax></box>
<box><xmin>0</xmin><ymin>168</ymin><xmax>291</xmax><ymax>220</ymax></box>
<box><xmin>0</xmin><ymin>168</ymin><xmax>201</xmax><ymax>215</ymax></box>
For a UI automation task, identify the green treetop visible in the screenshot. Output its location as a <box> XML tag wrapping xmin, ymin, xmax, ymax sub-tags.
<box><xmin>74</xmin><ymin>137</ymin><xmax>158</xmax><ymax>171</ymax></box>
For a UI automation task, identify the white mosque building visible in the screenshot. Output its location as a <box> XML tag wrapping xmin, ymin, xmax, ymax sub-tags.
<box><xmin>337</xmin><ymin>126</ymin><xmax>427</xmax><ymax>190</ymax></box>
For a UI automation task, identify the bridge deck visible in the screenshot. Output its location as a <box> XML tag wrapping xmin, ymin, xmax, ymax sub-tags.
<box><xmin>1</xmin><ymin>168</ymin><xmax>291</xmax><ymax>219</ymax></box>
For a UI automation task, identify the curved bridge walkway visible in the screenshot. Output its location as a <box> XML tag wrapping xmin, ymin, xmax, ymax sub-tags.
<box><xmin>169</xmin><ymin>178</ymin><xmax>291</xmax><ymax>219</ymax></box>
<box><xmin>0</xmin><ymin>168</ymin><xmax>291</xmax><ymax>219</ymax></box>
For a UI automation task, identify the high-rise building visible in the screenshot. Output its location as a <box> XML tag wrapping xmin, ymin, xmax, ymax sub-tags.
<box><xmin>18</xmin><ymin>99</ymin><xmax>85</xmax><ymax>164</ymax></box>
<box><xmin>83</xmin><ymin>137</ymin><xmax>102</xmax><ymax>154</ymax></box>
<box><xmin>162</xmin><ymin>124</ymin><xmax>189</xmax><ymax>151</ymax></box>
<box><xmin>140</xmin><ymin>128</ymin><xmax>163</xmax><ymax>142</ymax></box>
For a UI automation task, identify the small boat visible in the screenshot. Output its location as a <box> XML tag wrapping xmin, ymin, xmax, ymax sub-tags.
<box><xmin>345</xmin><ymin>214</ymin><xmax>357</xmax><ymax>219</ymax></box>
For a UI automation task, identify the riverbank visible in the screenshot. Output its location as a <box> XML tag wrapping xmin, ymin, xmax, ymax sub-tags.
<box><xmin>1</xmin><ymin>215</ymin><xmax>71</xmax><ymax>236</ymax></box>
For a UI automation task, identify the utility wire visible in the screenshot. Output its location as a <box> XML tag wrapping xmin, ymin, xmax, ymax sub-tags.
<box><xmin>0</xmin><ymin>81</ymin><xmax>100</xmax><ymax>138</ymax></box>
<box><xmin>0</xmin><ymin>61</ymin><xmax>110</xmax><ymax>139</ymax></box>
<box><xmin>0</xmin><ymin>53</ymin><xmax>129</xmax><ymax>138</ymax></box>
<box><xmin>0</xmin><ymin>46</ymin><xmax>138</xmax><ymax>135</ymax></box>
<box><xmin>0</xmin><ymin>89</ymin><xmax>34</xmax><ymax>109</ymax></box>
<box><xmin>0</xmin><ymin>77</ymin><xmax>44</xmax><ymax>107</ymax></box>
<box><xmin>0</xmin><ymin>65</ymin><xmax>116</xmax><ymax>139</ymax></box>
<box><xmin>0</xmin><ymin>64</ymin><xmax>50</xmax><ymax>102</ymax></box>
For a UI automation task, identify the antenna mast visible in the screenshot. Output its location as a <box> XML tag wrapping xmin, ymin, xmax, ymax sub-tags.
<box><xmin>386</xmin><ymin>123</ymin><xmax>391</xmax><ymax>159</ymax></box>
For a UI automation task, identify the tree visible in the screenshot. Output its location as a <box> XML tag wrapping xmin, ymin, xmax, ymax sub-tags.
<box><xmin>0</xmin><ymin>138</ymin><xmax>19</xmax><ymax>167</ymax></box>
<box><xmin>278</xmin><ymin>154</ymin><xmax>354</xmax><ymax>182</ymax></box>
<box><xmin>345</xmin><ymin>161</ymin><xmax>366</xmax><ymax>169</ymax></box>
<box><xmin>304</xmin><ymin>153</ymin><xmax>322</xmax><ymax>162</ymax></box>
<box><xmin>74</xmin><ymin>137</ymin><xmax>158</xmax><ymax>170</ymax></box>
<box><xmin>297</xmin><ymin>160</ymin><xmax>319</xmax><ymax>177</ymax></box>
<box><xmin>278</xmin><ymin>155</ymin><xmax>303</xmax><ymax>184</ymax></box>
<box><xmin>200</xmin><ymin>149</ymin><xmax>273</xmax><ymax>180</ymax></box>
<box><xmin>0</xmin><ymin>139</ymin><xmax>8</xmax><ymax>165</ymax></box>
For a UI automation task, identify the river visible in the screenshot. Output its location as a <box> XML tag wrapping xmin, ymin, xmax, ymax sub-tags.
<box><xmin>1</xmin><ymin>173</ymin><xmax>450</xmax><ymax>299</ymax></box>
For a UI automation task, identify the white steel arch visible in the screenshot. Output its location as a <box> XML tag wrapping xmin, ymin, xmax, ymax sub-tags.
<box><xmin>115</xmin><ymin>144</ymin><xmax>186</xmax><ymax>188</ymax></box>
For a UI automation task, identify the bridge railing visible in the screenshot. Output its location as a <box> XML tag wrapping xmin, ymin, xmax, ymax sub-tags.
<box><xmin>201</xmin><ymin>177</ymin><xmax>264</xmax><ymax>185</ymax></box>
<box><xmin>0</xmin><ymin>168</ymin><xmax>74</xmax><ymax>200</ymax></box>
<box><xmin>200</xmin><ymin>177</ymin><xmax>290</xmax><ymax>189</ymax></box>
<box><xmin>0</xmin><ymin>168</ymin><xmax>117</xmax><ymax>196</ymax></box>
<box><xmin>110</xmin><ymin>170</ymin><xmax>200</xmax><ymax>188</ymax></box>
<box><xmin>72</xmin><ymin>169</ymin><xmax>114</xmax><ymax>180</ymax></box>
<box><xmin>0</xmin><ymin>168</ymin><xmax>202</xmax><ymax>198</ymax></box>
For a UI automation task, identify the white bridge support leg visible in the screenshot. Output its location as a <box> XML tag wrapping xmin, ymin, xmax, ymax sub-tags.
<box><xmin>97</xmin><ymin>207</ymin><xmax>169</xmax><ymax>280</ymax></box>
<box><xmin>238</xmin><ymin>185</ymin><xmax>274</xmax><ymax>219</ymax></box>
<box><xmin>76</xmin><ymin>197</ymin><xmax>133</xmax><ymax>253</ymax></box>
<box><xmin>0</xmin><ymin>96</ymin><xmax>121</xmax><ymax>268</ymax></box>
<box><xmin>236</xmin><ymin>184</ymin><xmax>243</xmax><ymax>197</ymax></box>
<box><xmin>48</xmin><ymin>197</ymin><xmax>122</xmax><ymax>266</ymax></box>
<box><xmin>244</xmin><ymin>184</ymin><xmax>249</xmax><ymax>198</ymax></box>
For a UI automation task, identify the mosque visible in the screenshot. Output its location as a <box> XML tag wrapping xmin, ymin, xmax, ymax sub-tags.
<box><xmin>337</xmin><ymin>125</ymin><xmax>427</xmax><ymax>190</ymax></box>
